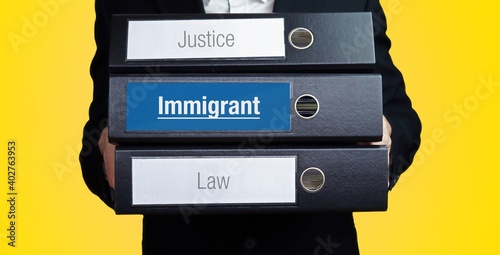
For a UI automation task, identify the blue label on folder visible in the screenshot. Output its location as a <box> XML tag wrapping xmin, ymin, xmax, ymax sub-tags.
<box><xmin>126</xmin><ymin>82</ymin><xmax>291</xmax><ymax>131</ymax></box>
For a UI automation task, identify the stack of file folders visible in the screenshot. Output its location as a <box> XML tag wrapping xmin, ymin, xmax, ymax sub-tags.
<box><xmin>108</xmin><ymin>13</ymin><xmax>388</xmax><ymax>214</ymax></box>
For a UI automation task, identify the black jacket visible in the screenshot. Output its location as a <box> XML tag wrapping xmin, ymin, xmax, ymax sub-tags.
<box><xmin>79</xmin><ymin>0</ymin><xmax>421</xmax><ymax>253</ymax></box>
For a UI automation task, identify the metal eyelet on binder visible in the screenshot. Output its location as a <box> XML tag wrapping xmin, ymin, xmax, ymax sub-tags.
<box><xmin>300</xmin><ymin>167</ymin><xmax>325</xmax><ymax>193</ymax></box>
<box><xmin>289</xmin><ymin>27</ymin><xmax>314</xmax><ymax>50</ymax></box>
<box><xmin>295</xmin><ymin>94</ymin><xmax>319</xmax><ymax>119</ymax></box>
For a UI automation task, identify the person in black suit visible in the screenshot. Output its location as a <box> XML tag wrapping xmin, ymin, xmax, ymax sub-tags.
<box><xmin>80</xmin><ymin>0</ymin><xmax>421</xmax><ymax>254</ymax></box>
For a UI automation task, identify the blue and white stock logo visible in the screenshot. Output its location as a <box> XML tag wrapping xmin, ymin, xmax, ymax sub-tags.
<box><xmin>126</xmin><ymin>82</ymin><xmax>291</xmax><ymax>131</ymax></box>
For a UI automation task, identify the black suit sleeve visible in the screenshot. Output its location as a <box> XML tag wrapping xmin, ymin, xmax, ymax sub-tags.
<box><xmin>365</xmin><ymin>0</ymin><xmax>422</xmax><ymax>189</ymax></box>
<box><xmin>79</xmin><ymin>0</ymin><xmax>114</xmax><ymax>208</ymax></box>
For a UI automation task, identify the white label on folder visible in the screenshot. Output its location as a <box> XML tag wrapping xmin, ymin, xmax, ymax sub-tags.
<box><xmin>132</xmin><ymin>156</ymin><xmax>296</xmax><ymax>205</ymax></box>
<box><xmin>127</xmin><ymin>18</ymin><xmax>285</xmax><ymax>60</ymax></box>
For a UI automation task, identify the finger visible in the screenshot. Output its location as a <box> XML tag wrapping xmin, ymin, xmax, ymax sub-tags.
<box><xmin>105</xmin><ymin>144</ymin><xmax>116</xmax><ymax>189</ymax></box>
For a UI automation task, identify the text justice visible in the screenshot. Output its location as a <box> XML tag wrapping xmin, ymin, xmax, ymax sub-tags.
<box><xmin>177</xmin><ymin>30</ymin><xmax>235</xmax><ymax>48</ymax></box>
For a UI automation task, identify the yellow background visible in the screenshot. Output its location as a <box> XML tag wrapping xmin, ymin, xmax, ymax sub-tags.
<box><xmin>1</xmin><ymin>0</ymin><xmax>499</xmax><ymax>254</ymax></box>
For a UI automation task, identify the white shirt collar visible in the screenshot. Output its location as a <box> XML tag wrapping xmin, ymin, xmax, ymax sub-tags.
<box><xmin>204</xmin><ymin>0</ymin><xmax>270</xmax><ymax>4</ymax></box>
